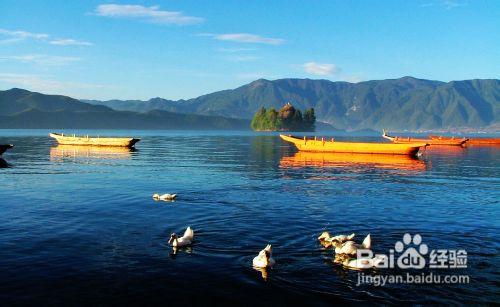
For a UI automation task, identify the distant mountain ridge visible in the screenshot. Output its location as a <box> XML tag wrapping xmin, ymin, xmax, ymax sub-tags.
<box><xmin>0</xmin><ymin>88</ymin><xmax>249</xmax><ymax>130</ymax></box>
<box><xmin>85</xmin><ymin>77</ymin><xmax>500</xmax><ymax>130</ymax></box>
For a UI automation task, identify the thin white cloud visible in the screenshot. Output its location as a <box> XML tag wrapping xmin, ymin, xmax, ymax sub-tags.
<box><xmin>302</xmin><ymin>62</ymin><xmax>339</xmax><ymax>76</ymax></box>
<box><xmin>229</xmin><ymin>55</ymin><xmax>261</xmax><ymax>62</ymax></box>
<box><xmin>420</xmin><ymin>0</ymin><xmax>467</xmax><ymax>9</ymax></box>
<box><xmin>216</xmin><ymin>47</ymin><xmax>257</xmax><ymax>53</ymax></box>
<box><xmin>202</xmin><ymin>33</ymin><xmax>285</xmax><ymax>45</ymax></box>
<box><xmin>442</xmin><ymin>0</ymin><xmax>467</xmax><ymax>9</ymax></box>
<box><xmin>0</xmin><ymin>28</ymin><xmax>92</xmax><ymax>46</ymax></box>
<box><xmin>0</xmin><ymin>28</ymin><xmax>49</xmax><ymax>44</ymax></box>
<box><xmin>50</xmin><ymin>39</ymin><xmax>93</xmax><ymax>46</ymax></box>
<box><xmin>0</xmin><ymin>54</ymin><xmax>81</xmax><ymax>66</ymax></box>
<box><xmin>0</xmin><ymin>73</ymin><xmax>106</xmax><ymax>95</ymax></box>
<box><xmin>95</xmin><ymin>4</ymin><xmax>204</xmax><ymax>25</ymax></box>
<box><xmin>0</xmin><ymin>28</ymin><xmax>49</xmax><ymax>40</ymax></box>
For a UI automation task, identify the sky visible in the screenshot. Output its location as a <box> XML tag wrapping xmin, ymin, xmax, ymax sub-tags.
<box><xmin>0</xmin><ymin>0</ymin><xmax>498</xmax><ymax>100</ymax></box>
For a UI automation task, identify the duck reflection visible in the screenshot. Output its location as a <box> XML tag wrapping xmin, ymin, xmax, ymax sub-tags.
<box><xmin>50</xmin><ymin>145</ymin><xmax>135</xmax><ymax>160</ymax></box>
<box><xmin>169</xmin><ymin>246</ymin><xmax>193</xmax><ymax>259</ymax></box>
<box><xmin>0</xmin><ymin>158</ymin><xmax>8</xmax><ymax>168</ymax></box>
<box><xmin>280</xmin><ymin>151</ymin><xmax>427</xmax><ymax>172</ymax></box>
<box><xmin>253</xmin><ymin>266</ymin><xmax>269</xmax><ymax>281</ymax></box>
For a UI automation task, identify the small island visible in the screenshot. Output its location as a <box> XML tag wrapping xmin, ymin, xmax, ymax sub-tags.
<box><xmin>251</xmin><ymin>103</ymin><xmax>316</xmax><ymax>131</ymax></box>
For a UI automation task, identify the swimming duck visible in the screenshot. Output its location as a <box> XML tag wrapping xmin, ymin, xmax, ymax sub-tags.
<box><xmin>168</xmin><ymin>226</ymin><xmax>194</xmax><ymax>247</ymax></box>
<box><xmin>318</xmin><ymin>231</ymin><xmax>356</xmax><ymax>248</ymax></box>
<box><xmin>318</xmin><ymin>231</ymin><xmax>355</xmax><ymax>243</ymax></box>
<box><xmin>153</xmin><ymin>193</ymin><xmax>177</xmax><ymax>201</ymax></box>
<box><xmin>253</xmin><ymin>244</ymin><xmax>275</xmax><ymax>268</ymax></box>
<box><xmin>317</xmin><ymin>231</ymin><xmax>333</xmax><ymax>248</ymax></box>
<box><xmin>332</xmin><ymin>234</ymin><xmax>371</xmax><ymax>255</ymax></box>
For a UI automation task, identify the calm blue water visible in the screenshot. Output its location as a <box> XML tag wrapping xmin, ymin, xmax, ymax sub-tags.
<box><xmin>0</xmin><ymin>130</ymin><xmax>499</xmax><ymax>305</ymax></box>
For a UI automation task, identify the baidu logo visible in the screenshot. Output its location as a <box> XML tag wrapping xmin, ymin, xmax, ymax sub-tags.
<box><xmin>395</xmin><ymin>233</ymin><xmax>428</xmax><ymax>269</ymax></box>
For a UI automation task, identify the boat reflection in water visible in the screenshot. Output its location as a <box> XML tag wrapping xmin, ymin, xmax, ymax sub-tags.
<box><xmin>50</xmin><ymin>145</ymin><xmax>135</xmax><ymax>161</ymax></box>
<box><xmin>280</xmin><ymin>151</ymin><xmax>427</xmax><ymax>172</ymax></box>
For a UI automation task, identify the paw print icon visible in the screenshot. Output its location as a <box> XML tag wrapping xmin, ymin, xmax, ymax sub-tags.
<box><xmin>395</xmin><ymin>233</ymin><xmax>428</xmax><ymax>269</ymax></box>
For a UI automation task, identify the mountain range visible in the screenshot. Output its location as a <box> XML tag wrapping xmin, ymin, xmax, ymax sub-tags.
<box><xmin>85</xmin><ymin>77</ymin><xmax>499</xmax><ymax>130</ymax></box>
<box><xmin>0</xmin><ymin>88</ymin><xmax>248</xmax><ymax>129</ymax></box>
<box><xmin>1</xmin><ymin>76</ymin><xmax>498</xmax><ymax>130</ymax></box>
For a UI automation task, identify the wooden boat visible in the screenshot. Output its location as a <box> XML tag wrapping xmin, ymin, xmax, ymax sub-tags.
<box><xmin>382</xmin><ymin>131</ymin><xmax>467</xmax><ymax>146</ymax></box>
<box><xmin>0</xmin><ymin>144</ymin><xmax>14</xmax><ymax>155</ymax></box>
<box><xmin>429</xmin><ymin>135</ymin><xmax>500</xmax><ymax>145</ymax></box>
<box><xmin>280</xmin><ymin>134</ymin><xmax>427</xmax><ymax>156</ymax></box>
<box><xmin>49</xmin><ymin>133</ymin><xmax>140</xmax><ymax>147</ymax></box>
<box><xmin>280</xmin><ymin>151</ymin><xmax>426</xmax><ymax>171</ymax></box>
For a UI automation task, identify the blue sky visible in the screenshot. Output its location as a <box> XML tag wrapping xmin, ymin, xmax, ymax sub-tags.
<box><xmin>0</xmin><ymin>0</ymin><xmax>498</xmax><ymax>100</ymax></box>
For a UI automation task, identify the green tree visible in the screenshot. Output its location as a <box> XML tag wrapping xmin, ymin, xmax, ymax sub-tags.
<box><xmin>303</xmin><ymin>108</ymin><xmax>316</xmax><ymax>131</ymax></box>
<box><xmin>250</xmin><ymin>103</ymin><xmax>315</xmax><ymax>131</ymax></box>
<box><xmin>251</xmin><ymin>107</ymin><xmax>267</xmax><ymax>130</ymax></box>
<box><xmin>266</xmin><ymin>108</ymin><xmax>280</xmax><ymax>130</ymax></box>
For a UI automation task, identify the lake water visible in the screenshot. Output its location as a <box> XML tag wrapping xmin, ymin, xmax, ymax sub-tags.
<box><xmin>0</xmin><ymin>130</ymin><xmax>499</xmax><ymax>305</ymax></box>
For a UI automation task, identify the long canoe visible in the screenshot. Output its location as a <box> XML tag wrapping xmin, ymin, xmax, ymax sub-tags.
<box><xmin>382</xmin><ymin>131</ymin><xmax>467</xmax><ymax>146</ymax></box>
<box><xmin>0</xmin><ymin>144</ymin><xmax>13</xmax><ymax>155</ymax></box>
<box><xmin>280</xmin><ymin>134</ymin><xmax>427</xmax><ymax>156</ymax></box>
<box><xmin>429</xmin><ymin>135</ymin><xmax>500</xmax><ymax>145</ymax></box>
<box><xmin>49</xmin><ymin>133</ymin><xmax>140</xmax><ymax>147</ymax></box>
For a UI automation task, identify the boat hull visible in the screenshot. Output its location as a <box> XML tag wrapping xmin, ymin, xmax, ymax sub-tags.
<box><xmin>430</xmin><ymin>135</ymin><xmax>500</xmax><ymax>145</ymax></box>
<box><xmin>49</xmin><ymin>133</ymin><xmax>140</xmax><ymax>147</ymax></box>
<box><xmin>280</xmin><ymin>135</ymin><xmax>426</xmax><ymax>156</ymax></box>
<box><xmin>382</xmin><ymin>132</ymin><xmax>467</xmax><ymax>146</ymax></box>
<box><xmin>392</xmin><ymin>138</ymin><xmax>467</xmax><ymax>146</ymax></box>
<box><xmin>0</xmin><ymin>144</ymin><xmax>13</xmax><ymax>155</ymax></box>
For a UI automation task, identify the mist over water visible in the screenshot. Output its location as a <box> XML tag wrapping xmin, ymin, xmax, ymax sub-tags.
<box><xmin>0</xmin><ymin>130</ymin><xmax>498</xmax><ymax>305</ymax></box>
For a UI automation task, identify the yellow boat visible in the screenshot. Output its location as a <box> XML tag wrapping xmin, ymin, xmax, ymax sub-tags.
<box><xmin>280</xmin><ymin>151</ymin><xmax>426</xmax><ymax>171</ymax></box>
<box><xmin>430</xmin><ymin>135</ymin><xmax>500</xmax><ymax>145</ymax></box>
<box><xmin>382</xmin><ymin>130</ymin><xmax>467</xmax><ymax>146</ymax></box>
<box><xmin>49</xmin><ymin>133</ymin><xmax>140</xmax><ymax>148</ymax></box>
<box><xmin>280</xmin><ymin>134</ymin><xmax>427</xmax><ymax>156</ymax></box>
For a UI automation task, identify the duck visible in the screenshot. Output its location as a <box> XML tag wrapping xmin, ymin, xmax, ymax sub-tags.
<box><xmin>153</xmin><ymin>193</ymin><xmax>177</xmax><ymax>201</ymax></box>
<box><xmin>168</xmin><ymin>226</ymin><xmax>194</xmax><ymax>247</ymax></box>
<box><xmin>342</xmin><ymin>255</ymin><xmax>387</xmax><ymax>269</ymax></box>
<box><xmin>252</xmin><ymin>244</ymin><xmax>275</xmax><ymax>268</ymax></box>
<box><xmin>332</xmin><ymin>234</ymin><xmax>371</xmax><ymax>255</ymax></box>
<box><xmin>318</xmin><ymin>231</ymin><xmax>355</xmax><ymax>243</ymax></box>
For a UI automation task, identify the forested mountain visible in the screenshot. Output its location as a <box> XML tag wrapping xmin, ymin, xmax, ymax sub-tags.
<box><xmin>87</xmin><ymin>77</ymin><xmax>499</xmax><ymax>130</ymax></box>
<box><xmin>0</xmin><ymin>88</ymin><xmax>248</xmax><ymax>130</ymax></box>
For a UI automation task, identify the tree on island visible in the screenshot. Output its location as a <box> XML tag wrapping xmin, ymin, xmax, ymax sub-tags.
<box><xmin>251</xmin><ymin>102</ymin><xmax>316</xmax><ymax>131</ymax></box>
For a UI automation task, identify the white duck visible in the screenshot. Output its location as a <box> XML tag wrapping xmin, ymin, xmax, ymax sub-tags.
<box><xmin>342</xmin><ymin>254</ymin><xmax>387</xmax><ymax>269</ymax></box>
<box><xmin>153</xmin><ymin>193</ymin><xmax>177</xmax><ymax>201</ymax></box>
<box><xmin>253</xmin><ymin>244</ymin><xmax>275</xmax><ymax>268</ymax></box>
<box><xmin>332</xmin><ymin>234</ymin><xmax>371</xmax><ymax>255</ymax></box>
<box><xmin>318</xmin><ymin>231</ymin><xmax>356</xmax><ymax>248</ymax></box>
<box><xmin>168</xmin><ymin>226</ymin><xmax>194</xmax><ymax>247</ymax></box>
<box><xmin>318</xmin><ymin>231</ymin><xmax>355</xmax><ymax>243</ymax></box>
